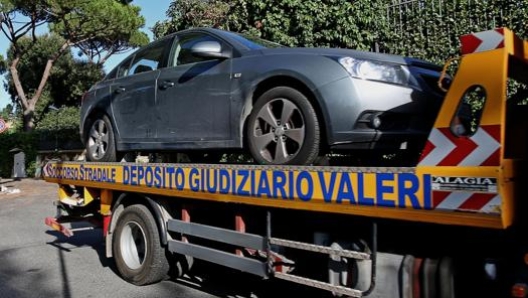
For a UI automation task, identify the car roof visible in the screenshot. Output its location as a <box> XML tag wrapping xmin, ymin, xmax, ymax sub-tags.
<box><xmin>165</xmin><ymin>27</ymin><xmax>260</xmax><ymax>52</ymax></box>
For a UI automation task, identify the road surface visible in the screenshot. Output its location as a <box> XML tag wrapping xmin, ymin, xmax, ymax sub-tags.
<box><xmin>0</xmin><ymin>179</ymin><xmax>322</xmax><ymax>298</ymax></box>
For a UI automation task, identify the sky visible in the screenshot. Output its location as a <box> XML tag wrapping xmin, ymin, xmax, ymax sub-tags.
<box><xmin>0</xmin><ymin>0</ymin><xmax>172</xmax><ymax>109</ymax></box>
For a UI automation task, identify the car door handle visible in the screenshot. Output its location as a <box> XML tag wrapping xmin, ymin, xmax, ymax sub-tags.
<box><xmin>159</xmin><ymin>81</ymin><xmax>175</xmax><ymax>90</ymax></box>
<box><xmin>115</xmin><ymin>86</ymin><xmax>126</xmax><ymax>94</ymax></box>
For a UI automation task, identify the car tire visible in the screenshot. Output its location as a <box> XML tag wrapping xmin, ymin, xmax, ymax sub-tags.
<box><xmin>85</xmin><ymin>114</ymin><xmax>118</xmax><ymax>162</ymax></box>
<box><xmin>113</xmin><ymin>204</ymin><xmax>170</xmax><ymax>285</ymax></box>
<box><xmin>247</xmin><ymin>86</ymin><xmax>320</xmax><ymax>165</ymax></box>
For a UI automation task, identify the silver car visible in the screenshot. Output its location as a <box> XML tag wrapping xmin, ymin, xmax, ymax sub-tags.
<box><xmin>80</xmin><ymin>28</ymin><xmax>445</xmax><ymax>165</ymax></box>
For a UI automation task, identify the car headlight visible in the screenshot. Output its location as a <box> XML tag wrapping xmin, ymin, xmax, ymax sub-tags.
<box><xmin>338</xmin><ymin>57</ymin><xmax>410</xmax><ymax>86</ymax></box>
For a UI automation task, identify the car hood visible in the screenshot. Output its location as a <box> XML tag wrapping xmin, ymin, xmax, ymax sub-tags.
<box><xmin>257</xmin><ymin>47</ymin><xmax>442</xmax><ymax>71</ymax></box>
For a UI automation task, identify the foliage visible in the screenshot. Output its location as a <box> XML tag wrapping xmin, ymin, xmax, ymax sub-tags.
<box><xmin>34</xmin><ymin>105</ymin><xmax>82</xmax><ymax>153</ymax></box>
<box><xmin>0</xmin><ymin>104</ymin><xmax>21</xmax><ymax>131</ymax></box>
<box><xmin>230</xmin><ymin>0</ymin><xmax>388</xmax><ymax>49</ymax></box>
<box><xmin>5</xmin><ymin>34</ymin><xmax>103</xmax><ymax>108</ymax></box>
<box><xmin>153</xmin><ymin>0</ymin><xmax>230</xmax><ymax>38</ymax></box>
<box><xmin>156</xmin><ymin>0</ymin><xmax>528</xmax><ymax>61</ymax></box>
<box><xmin>50</xmin><ymin>60</ymin><xmax>102</xmax><ymax>106</ymax></box>
<box><xmin>154</xmin><ymin>0</ymin><xmax>389</xmax><ymax>50</ymax></box>
<box><xmin>25</xmin><ymin>159</ymin><xmax>38</xmax><ymax>177</ymax></box>
<box><xmin>0</xmin><ymin>54</ymin><xmax>5</xmax><ymax>73</ymax></box>
<box><xmin>0</xmin><ymin>0</ymin><xmax>148</xmax><ymax>131</ymax></box>
<box><xmin>0</xmin><ymin>105</ymin><xmax>82</xmax><ymax>177</ymax></box>
<box><xmin>49</xmin><ymin>0</ymin><xmax>149</xmax><ymax>64</ymax></box>
<box><xmin>0</xmin><ymin>131</ymin><xmax>37</xmax><ymax>178</ymax></box>
<box><xmin>384</xmin><ymin>0</ymin><xmax>528</xmax><ymax>104</ymax></box>
<box><xmin>384</xmin><ymin>0</ymin><xmax>528</xmax><ymax>64</ymax></box>
<box><xmin>36</xmin><ymin>106</ymin><xmax>80</xmax><ymax>131</ymax></box>
<box><xmin>0</xmin><ymin>104</ymin><xmax>14</xmax><ymax>120</ymax></box>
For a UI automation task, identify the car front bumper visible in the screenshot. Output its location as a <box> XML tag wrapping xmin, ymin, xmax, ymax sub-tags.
<box><xmin>315</xmin><ymin>76</ymin><xmax>444</xmax><ymax>151</ymax></box>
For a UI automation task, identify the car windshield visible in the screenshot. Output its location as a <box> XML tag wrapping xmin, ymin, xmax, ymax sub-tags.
<box><xmin>223</xmin><ymin>31</ymin><xmax>286</xmax><ymax>49</ymax></box>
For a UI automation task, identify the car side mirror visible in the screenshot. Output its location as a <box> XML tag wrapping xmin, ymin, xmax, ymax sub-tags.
<box><xmin>191</xmin><ymin>41</ymin><xmax>231</xmax><ymax>59</ymax></box>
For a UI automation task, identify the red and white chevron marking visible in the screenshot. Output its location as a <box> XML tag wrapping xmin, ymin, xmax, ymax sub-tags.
<box><xmin>419</xmin><ymin>125</ymin><xmax>500</xmax><ymax>166</ymax></box>
<box><xmin>460</xmin><ymin>28</ymin><xmax>504</xmax><ymax>54</ymax></box>
<box><xmin>433</xmin><ymin>191</ymin><xmax>501</xmax><ymax>214</ymax></box>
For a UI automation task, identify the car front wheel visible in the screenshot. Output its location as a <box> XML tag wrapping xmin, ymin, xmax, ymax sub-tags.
<box><xmin>247</xmin><ymin>87</ymin><xmax>320</xmax><ymax>165</ymax></box>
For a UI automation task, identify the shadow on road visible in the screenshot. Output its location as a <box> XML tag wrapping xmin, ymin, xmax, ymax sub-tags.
<box><xmin>46</xmin><ymin>227</ymin><xmax>114</xmax><ymax>267</ymax></box>
<box><xmin>166</xmin><ymin>261</ymin><xmax>330</xmax><ymax>298</ymax></box>
<box><xmin>45</xmin><ymin>227</ymin><xmax>118</xmax><ymax>298</ymax></box>
<box><xmin>0</xmin><ymin>247</ymin><xmax>60</xmax><ymax>298</ymax></box>
<box><xmin>44</xmin><ymin>228</ymin><xmax>329</xmax><ymax>298</ymax></box>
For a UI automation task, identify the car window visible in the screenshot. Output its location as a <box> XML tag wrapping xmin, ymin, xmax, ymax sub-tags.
<box><xmin>105</xmin><ymin>67</ymin><xmax>118</xmax><ymax>80</ymax></box>
<box><xmin>116</xmin><ymin>57</ymin><xmax>133</xmax><ymax>78</ymax></box>
<box><xmin>171</xmin><ymin>33</ymin><xmax>223</xmax><ymax>67</ymax></box>
<box><xmin>129</xmin><ymin>38</ymin><xmax>171</xmax><ymax>76</ymax></box>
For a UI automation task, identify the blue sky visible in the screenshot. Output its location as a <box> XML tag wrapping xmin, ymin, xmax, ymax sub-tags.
<box><xmin>0</xmin><ymin>0</ymin><xmax>172</xmax><ymax>109</ymax></box>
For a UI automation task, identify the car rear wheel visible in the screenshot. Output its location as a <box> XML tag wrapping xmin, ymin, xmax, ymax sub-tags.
<box><xmin>247</xmin><ymin>87</ymin><xmax>320</xmax><ymax>165</ymax></box>
<box><xmin>86</xmin><ymin>114</ymin><xmax>118</xmax><ymax>162</ymax></box>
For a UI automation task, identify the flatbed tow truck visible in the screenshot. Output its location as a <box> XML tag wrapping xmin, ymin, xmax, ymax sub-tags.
<box><xmin>43</xmin><ymin>28</ymin><xmax>528</xmax><ymax>297</ymax></box>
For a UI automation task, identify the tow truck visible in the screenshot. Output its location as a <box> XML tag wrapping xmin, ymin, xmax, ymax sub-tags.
<box><xmin>43</xmin><ymin>28</ymin><xmax>528</xmax><ymax>297</ymax></box>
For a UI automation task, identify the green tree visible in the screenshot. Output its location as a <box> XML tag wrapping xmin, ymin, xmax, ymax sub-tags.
<box><xmin>0</xmin><ymin>103</ymin><xmax>14</xmax><ymax>121</ymax></box>
<box><xmin>384</xmin><ymin>0</ymin><xmax>528</xmax><ymax>64</ymax></box>
<box><xmin>4</xmin><ymin>34</ymin><xmax>103</xmax><ymax>127</ymax></box>
<box><xmin>51</xmin><ymin>1</ymin><xmax>149</xmax><ymax>64</ymax></box>
<box><xmin>154</xmin><ymin>0</ymin><xmax>389</xmax><ymax>50</ymax></box>
<box><xmin>230</xmin><ymin>0</ymin><xmax>388</xmax><ymax>49</ymax></box>
<box><xmin>0</xmin><ymin>0</ymin><xmax>149</xmax><ymax>131</ymax></box>
<box><xmin>153</xmin><ymin>0</ymin><xmax>230</xmax><ymax>38</ymax></box>
<box><xmin>155</xmin><ymin>0</ymin><xmax>528</xmax><ymax>60</ymax></box>
<box><xmin>36</xmin><ymin>106</ymin><xmax>80</xmax><ymax>131</ymax></box>
<box><xmin>0</xmin><ymin>54</ymin><xmax>5</xmax><ymax>73</ymax></box>
<box><xmin>5</xmin><ymin>34</ymin><xmax>104</xmax><ymax>106</ymax></box>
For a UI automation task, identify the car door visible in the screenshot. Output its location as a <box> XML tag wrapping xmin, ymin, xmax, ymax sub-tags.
<box><xmin>156</xmin><ymin>32</ymin><xmax>233</xmax><ymax>144</ymax></box>
<box><xmin>111</xmin><ymin>37</ymin><xmax>172</xmax><ymax>143</ymax></box>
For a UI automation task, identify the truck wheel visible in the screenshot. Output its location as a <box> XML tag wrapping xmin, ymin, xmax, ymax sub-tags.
<box><xmin>113</xmin><ymin>204</ymin><xmax>169</xmax><ymax>285</ymax></box>
<box><xmin>247</xmin><ymin>87</ymin><xmax>320</xmax><ymax>165</ymax></box>
<box><xmin>86</xmin><ymin>114</ymin><xmax>118</xmax><ymax>162</ymax></box>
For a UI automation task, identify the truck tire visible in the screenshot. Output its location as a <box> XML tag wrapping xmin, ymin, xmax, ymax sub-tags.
<box><xmin>113</xmin><ymin>204</ymin><xmax>169</xmax><ymax>285</ymax></box>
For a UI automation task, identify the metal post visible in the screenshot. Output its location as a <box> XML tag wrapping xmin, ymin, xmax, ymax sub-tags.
<box><xmin>363</xmin><ymin>221</ymin><xmax>378</xmax><ymax>296</ymax></box>
<box><xmin>266</xmin><ymin>211</ymin><xmax>272</xmax><ymax>275</ymax></box>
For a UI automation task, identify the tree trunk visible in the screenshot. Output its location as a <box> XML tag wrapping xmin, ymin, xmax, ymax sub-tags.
<box><xmin>23</xmin><ymin>107</ymin><xmax>35</xmax><ymax>131</ymax></box>
<box><xmin>10</xmin><ymin>41</ymin><xmax>70</xmax><ymax>132</ymax></box>
<box><xmin>9</xmin><ymin>56</ymin><xmax>32</xmax><ymax>132</ymax></box>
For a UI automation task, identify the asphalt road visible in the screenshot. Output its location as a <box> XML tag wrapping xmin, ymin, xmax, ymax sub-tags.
<box><xmin>0</xmin><ymin>179</ymin><xmax>321</xmax><ymax>298</ymax></box>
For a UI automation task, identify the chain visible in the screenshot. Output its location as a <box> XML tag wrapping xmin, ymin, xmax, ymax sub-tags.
<box><xmin>270</xmin><ymin>237</ymin><xmax>370</xmax><ymax>260</ymax></box>
<box><xmin>274</xmin><ymin>272</ymin><xmax>362</xmax><ymax>297</ymax></box>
